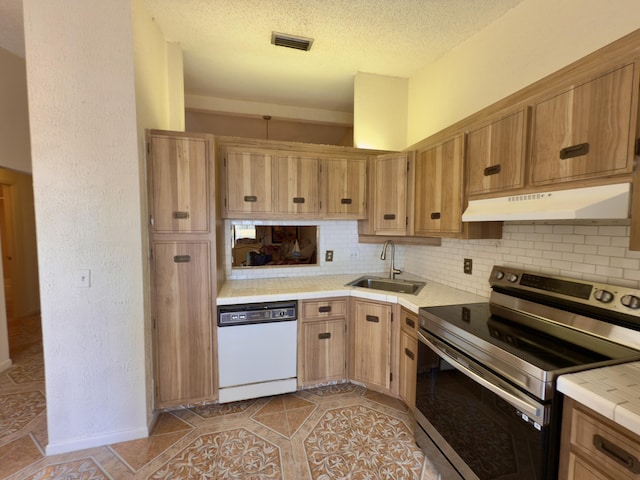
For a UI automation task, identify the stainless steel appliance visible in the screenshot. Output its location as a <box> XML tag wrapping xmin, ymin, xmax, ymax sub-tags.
<box><xmin>218</xmin><ymin>300</ymin><xmax>297</xmax><ymax>403</ymax></box>
<box><xmin>416</xmin><ymin>266</ymin><xmax>640</xmax><ymax>480</ymax></box>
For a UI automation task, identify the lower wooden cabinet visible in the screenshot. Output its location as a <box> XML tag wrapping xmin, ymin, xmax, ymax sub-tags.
<box><xmin>152</xmin><ymin>241</ymin><xmax>214</xmax><ymax>408</ymax></box>
<box><xmin>298</xmin><ymin>298</ymin><xmax>347</xmax><ymax>387</ymax></box>
<box><xmin>349</xmin><ymin>299</ymin><xmax>392</xmax><ymax>392</ymax></box>
<box><xmin>398</xmin><ymin>308</ymin><xmax>419</xmax><ymax>409</ymax></box>
<box><xmin>559</xmin><ymin>397</ymin><xmax>640</xmax><ymax>480</ymax></box>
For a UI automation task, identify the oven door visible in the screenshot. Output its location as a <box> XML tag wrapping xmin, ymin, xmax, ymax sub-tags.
<box><xmin>416</xmin><ymin>329</ymin><xmax>556</xmax><ymax>480</ymax></box>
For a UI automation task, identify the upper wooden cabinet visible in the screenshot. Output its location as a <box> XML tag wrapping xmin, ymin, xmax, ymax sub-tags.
<box><xmin>466</xmin><ymin>108</ymin><xmax>528</xmax><ymax>196</ymax></box>
<box><xmin>225</xmin><ymin>149</ymin><xmax>274</xmax><ymax>215</ymax></box>
<box><xmin>220</xmin><ymin>141</ymin><xmax>371</xmax><ymax>220</ymax></box>
<box><xmin>414</xmin><ymin>134</ymin><xmax>465</xmax><ymax>234</ymax></box>
<box><xmin>276</xmin><ymin>154</ymin><xmax>320</xmax><ymax>215</ymax></box>
<box><xmin>148</xmin><ymin>133</ymin><xmax>210</xmax><ymax>233</ymax></box>
<box><xmin>531</xmin><ymin>63</ymin><xmax>636</xmax><ymax>186</ymax></box>
<box><xmin>369</xmin><ymin>152</ymin><xmax>411</xmax><ymax>236</ymax></box>
<box><xmin>322</xmin><ymin>156</ymin><xmax>367</xmax><ymax>218</ymax></box>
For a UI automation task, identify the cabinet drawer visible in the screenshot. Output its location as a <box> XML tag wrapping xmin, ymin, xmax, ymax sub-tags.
<box><xmin>400</xmin><ymin>308</ymin><xmax>419</xmax><ymax>337</ymax></box>
<box><xmin>570</xmin><ymin>407</ymin><xmax>640</xmax><ymax>480</ymax></box>
<box><xmin>301</xmin><ymin>298</ymin><xmax>347</xmax><ymax>321</ymax></box>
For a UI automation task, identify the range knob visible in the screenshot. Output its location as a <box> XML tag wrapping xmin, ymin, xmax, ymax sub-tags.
<box><xmin>594</xmin><ymin>289</ymin><xmax>614</xmax><ymax>304</ymax></box>
<box><xmin>495</xmin><ymin>271</ymin><xmax>505</xmax><ymax>280</ymax></box>
<box><xmin>621</xmin><ymin>294</ymin><xmax>640</xmax><ymax>309</ymax></box>
<box><xmin>507</xmin><ymin>273</ymin><xmax>519</xmax><ymax>283</ymax></box>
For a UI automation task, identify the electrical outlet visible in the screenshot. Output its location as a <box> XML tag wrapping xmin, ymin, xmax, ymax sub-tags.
<box><xmin>463</xmin><ymin>258</ymin><xmax>472</xmax><ymax>275</ymax></box>
<box><xmin>325</xmin><ymin>250</ymin><xmax>334</xmax><ymax>262</ymax></box>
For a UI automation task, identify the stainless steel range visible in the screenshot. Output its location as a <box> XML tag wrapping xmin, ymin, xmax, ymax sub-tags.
<box><xmin>416</xmin><ymin>266</ymin><xmax>640</xmax><ymax>480</ymax></box>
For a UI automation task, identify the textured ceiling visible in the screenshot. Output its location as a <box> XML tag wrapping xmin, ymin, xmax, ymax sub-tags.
<box><xmin>0</xmin><ymin>0</ymin><xmax>526</xmax><ymax>113</ymax></box>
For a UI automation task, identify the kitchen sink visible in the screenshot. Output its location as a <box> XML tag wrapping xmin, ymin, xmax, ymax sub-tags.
<box><xmin>346</xmin><ymin>276</ymin><xmax>426</xmax><ymax>295</ymax></box>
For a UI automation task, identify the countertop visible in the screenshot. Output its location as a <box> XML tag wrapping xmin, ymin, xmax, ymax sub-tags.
<box><xmin>557</xmin><ymin>362</ymin><xmax>640</xmax><ymax>436</ymax></box>
<box><xmin>216</xmin><ymin>272</ymin><xmax>487</xmax><ymax>312</ymax></box>
<box><xmin>218</xmin><ymin>273</ymin><xmax>640</xmax><ymax>436</ymax></box>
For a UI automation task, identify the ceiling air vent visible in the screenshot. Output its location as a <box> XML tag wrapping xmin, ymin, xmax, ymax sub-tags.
<box><xmin>271</xmin><ymin>32</ymin><xmax>314</xmax><ymax>51</ymax></box>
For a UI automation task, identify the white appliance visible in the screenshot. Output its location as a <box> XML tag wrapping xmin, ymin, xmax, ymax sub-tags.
<box><xmin>462</xmin><ymin>182</ymin><xmax>631</xmax><ymax>222</ymax></box>
<box><xmin>217</xmin><ymin>300</ymin><xmax>297</xmax><ymax>403</ymax></box>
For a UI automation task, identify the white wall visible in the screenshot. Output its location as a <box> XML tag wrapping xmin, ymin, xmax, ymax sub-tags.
<box><xmin>24</xmin><ymin>0</ymin><xmax>148</xmax><ymax>454</ymax></box>
<box><xmin>353</xmin><ymin>73</ymin><xmax>408</xmax><ymax>151</ymax></box>
<box><xmin>407</xmin><ymin>0</ymin><xmax>640</xmax><ymax>145</ymax></box>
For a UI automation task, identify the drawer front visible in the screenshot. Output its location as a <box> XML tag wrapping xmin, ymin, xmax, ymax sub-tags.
<box><xmin>400</xmin><ymin>308</ymin><xmax>418</xmax><ymax>337</ymax></box>
<box><xmin>301</xmin><ymin>298</ymin><xmax>347</xmax><ymax>321</ymax></box>
<box><xmin>571</xmin><ymin>408</ymin><xmax>640</xmax><ymax>480</ymax></box>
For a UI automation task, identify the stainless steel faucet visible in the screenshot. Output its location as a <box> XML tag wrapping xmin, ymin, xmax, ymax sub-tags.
<box><xmin>380</xmin><ymin>240</ymin><xmax>402</xmax><ymax>279</ymax></box>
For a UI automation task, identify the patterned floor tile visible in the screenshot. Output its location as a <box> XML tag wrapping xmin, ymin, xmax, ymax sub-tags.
<box><xmin>23</xmin><ymin>457</ymin><xmax>110</xmax><ymax>480</ymax></box>
<box><xmin>305</xmin><ymin>383</ymin><xmax>358</xmax><ymax>397</ymax></box>
<box><xmin>363</xmin><ymin>388</ymin><xmax>409</xmax><ymax>412</ymax></box>
<box><xmin>251</xmin><ymin>395</ymin><xmax>317</xmax><ymax>438</ymax></box>
<box><xmin>0</xmin><ymin>390</ymin><xmax>46</xmax><ymax>436</ymax></box>
<box><xmin>149</xmin><ymin>428</ymin><xmax>282</xmax><ymax>479</ymax></box>
<box><xmin>304</xmin><ymin>405</ymin><xmax>425</xmax><ymax>480</ymax></box>
<box><xmin>188</xmin><ymin>398</ymin><xmax>256</xmax><ymax>419</ymax></box>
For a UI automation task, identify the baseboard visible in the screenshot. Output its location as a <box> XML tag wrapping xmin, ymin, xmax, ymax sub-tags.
<box><xmin>0</xmin><ymin>358</ymin><xmax>12</xmax><ymax>373</ymax></box>
<box><xmin>45</xmin><ymin>425</ymin><xmax>149</xmax><ymax>456</ymax></box>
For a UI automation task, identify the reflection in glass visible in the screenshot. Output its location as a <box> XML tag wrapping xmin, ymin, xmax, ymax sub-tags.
<box><xmin>232</xmin><ymin>225</ymin><xmax>318</xmax><ymax>268</ymax></box>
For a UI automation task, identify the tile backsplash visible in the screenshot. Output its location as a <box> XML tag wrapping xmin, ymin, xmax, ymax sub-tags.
<box><xmin>225</xmin><ymin>220</ymin><xmax>640</xmax><ymax>299</ymax></box>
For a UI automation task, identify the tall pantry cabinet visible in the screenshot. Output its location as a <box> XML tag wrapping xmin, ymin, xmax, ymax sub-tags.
<box><xmin>146</xmin><ymin>130</ymin><xmax>218</xmax><ymax>409</ymax></box>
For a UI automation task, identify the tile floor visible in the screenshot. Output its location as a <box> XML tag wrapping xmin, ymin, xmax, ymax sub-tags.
<box><xmin>0</xmin><ymin>314</ymin><xmax>439</xmax><ymax>479</ymax></box>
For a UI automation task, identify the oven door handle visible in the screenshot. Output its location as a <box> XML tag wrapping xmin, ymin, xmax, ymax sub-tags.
<box><xmin>418</xmin><ymin>330</ymin><xmax>543</xmax><ymax>423</ymax></box>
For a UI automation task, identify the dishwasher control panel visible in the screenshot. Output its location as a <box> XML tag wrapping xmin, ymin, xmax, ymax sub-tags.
<box><xmin>218</xmin><ymin>300</ymin><xmax>297</xmax><ymax>326</ymax></box>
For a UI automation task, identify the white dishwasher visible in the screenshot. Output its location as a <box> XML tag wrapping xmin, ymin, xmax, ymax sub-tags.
<box><xmin>217</xmin><ymin>300</ymin><xmax>297</xmax><ymax>403</ymax></box>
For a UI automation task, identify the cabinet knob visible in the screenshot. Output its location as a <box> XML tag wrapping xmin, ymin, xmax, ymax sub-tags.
<box><xmin>173</xmin><ymin>255</ymin><xmax>191</xmax><ymax>263</ymax></box>
<box><xmin>318</xmin><ymin>306</ymin><xmax>332</xmax><ymax>313</ymax></box>
<box><xmin>560</xmin><ymin>142</ymin><xmax>590</xmax><ymax>159</ymax></box>
<box><xmin>340</xmin><ymin>198</ymin><xmax>353</xmax><ymax>204</ymax></box>
<box><xmin>383</xmin><ymin>214</ymin><xmax>396</xmax><ymax>220</ymax></box>
<box><xmin>405</xmin><ymin>317</ymin><xmax>415</xmax><ymax>328</ymax></box>
<box><xmin>593</xmin><ymin>434</ymin><xmax>640</xmax><ymax>473</ymax></box>
<box><xmin>318</xmin><ymin>332</ymin><xmax>331</xmax><ymax>340</ymax></box>
<box><xmin>404</xmin><ymin>348</ymin><xmax>415</xmax><ymax>360</ymax></box>
<box><xmin>366</xmin><ymin>315</ymin><xmax>380</xmax><ymax>323</ymax></box>
<box><xmin>172</xmin><ymin>211</ymin><xmax>189</xmax><ymax>219</ymax></box>
<box><xmin>484</xmin><ymin>164</ymin><xmax>501</xmax><ymax>176</ymax></box>
<box><xmin>243</xmin><ymin>195</ymin><xmax>258</xmax><ymax>203</ymax></box>
<box><xmin>430</xmin><ymin>212</ymin><xmax>441</xmax><ymax>220</ymax></box>
<box><xmin>292</xmin><ymin>197</ymin><xmax>306</xmax><ymax>204</ymax></box>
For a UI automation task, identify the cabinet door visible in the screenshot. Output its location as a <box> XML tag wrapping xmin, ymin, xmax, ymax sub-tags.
<box><xmin>399</xmin><ymin>330</ymin><xmax>417</xmax><ymax>409</ymax></box>
<box><xmin>414</xmin><ymin>135</ymin><xmax>465</xmax><ymax>234</ymax></box>
<box><xmin>300</xmin><ymin>319</ymin><xmax>346</xmax><ymax>386</ymax></box>
<box><xmin>225</xmin><ymin>150</ymin><xmax>274</xmax><ymax>214</ymax></box>
<box><xmin>373</xmin><ymin>153</ymin><xmax>408</xmax><ymax>235</ymax></box>
<box><xmin>153</xmin><ymin>241</ymin><xmax>213</xmax><ymax>407</ymax></box>
<box><xmin>532</xmin><ymin>64</ymin><xmax>635</xmax><ymax>185</ymax></box>
<box><xmin>149</xmin><ymin>135</ymin><xmax>209</xmax><ymax>233</ymax></box>
<box><xmin>350</xmin><ymin>300</ymin><xmax>391</xmax><ymax>391</ymax></box>
<box><xmin>467</xmin><ymin>109</ymin><xmax>527</xmax><ymax>196</ymax></box>
<box><xmin>322</xmin><ymin>157</ymin><xmax>367</xmax><ymax>218</ymax></box>
<box><xmin>276</xmin><ymin>155</ymin><xmax>320</xmax><ymax>214</ymax></box>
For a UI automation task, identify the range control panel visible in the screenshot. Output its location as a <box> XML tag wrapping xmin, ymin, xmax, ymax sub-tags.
<box><xmin>218</xmin><ymin>300</ymin><xmax>297</xmax><ymax>326</ymax></box>
<box><xmin>490</xmin><ymin>266</ymin><xmax>640</xmax><ymax>316</ymax></box>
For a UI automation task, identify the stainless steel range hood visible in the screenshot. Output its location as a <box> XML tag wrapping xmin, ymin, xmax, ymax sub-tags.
<box><xmin>462</xmin><ymin>183</ymin><xmax>631</xmax><ymax>222</ymax></box>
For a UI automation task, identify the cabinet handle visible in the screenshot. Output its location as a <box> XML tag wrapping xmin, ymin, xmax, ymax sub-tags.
<box><xmin>340</xmin><ymin>198</ymin><xmax>353</xmax><ymax>204</ymax></box>
<box><xmin>405</xmin><ymin>317</ymin><xmax>415</xmax><ymax>328</ymax></box>
<box><xmin>292</xmin><ymin>197</ymin><xmax>306</xmax><ymax>204</ymax></box>
<box><xmin>173</xmin><ymin>255</ymin><xmax>191</xmax><ymax>263</ymax></box>
<box><xmin>484</xmin><ymin>164</ymin><xmax>501</xmax><ymax>176</ymax></box>
<box><xmin>593</xmin><ymin>434</ymin><xmax>640</xmax><ymax>473</ymax></box>
<box><xmin>366</xmin><ymin>315</ymin><xmax>380</xmax><ymax>323</ymax></box>
<box><xmin>430</xmin><ymin>212</ymin><xmax>441</xmax><ymax>220</ymax></box>
<box><xmin>172</xmin><ymin>211</ymin><xmax>190</xmax><ymax>219</ymax></box>
<box><xmin>243</xmin><ymin>195</ymin><xmax>257</xmax><ymax>202</ymax></box>
<box><xmin>383</xmin><ymin>214</ymin><xmax>396</xmax><ymax>220</ymax></box>
<box><xmin>560</xmin><ymin>142</ymin><xmax>590</xmax><ymax>159</ymax></box>
<box><xmin>404</xmin><ymin>348</ymin><xmax>415</xmax><ymax>360</ymax></box>
<box><xmin>318</xmin><ymin>306</ymin><xmax>332</xmax><ymax>313</ymax></box>
<box><xmin>318</xmin><ymin>332</ymin><xmax>331</xmax><ymax>340</ymax></box>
